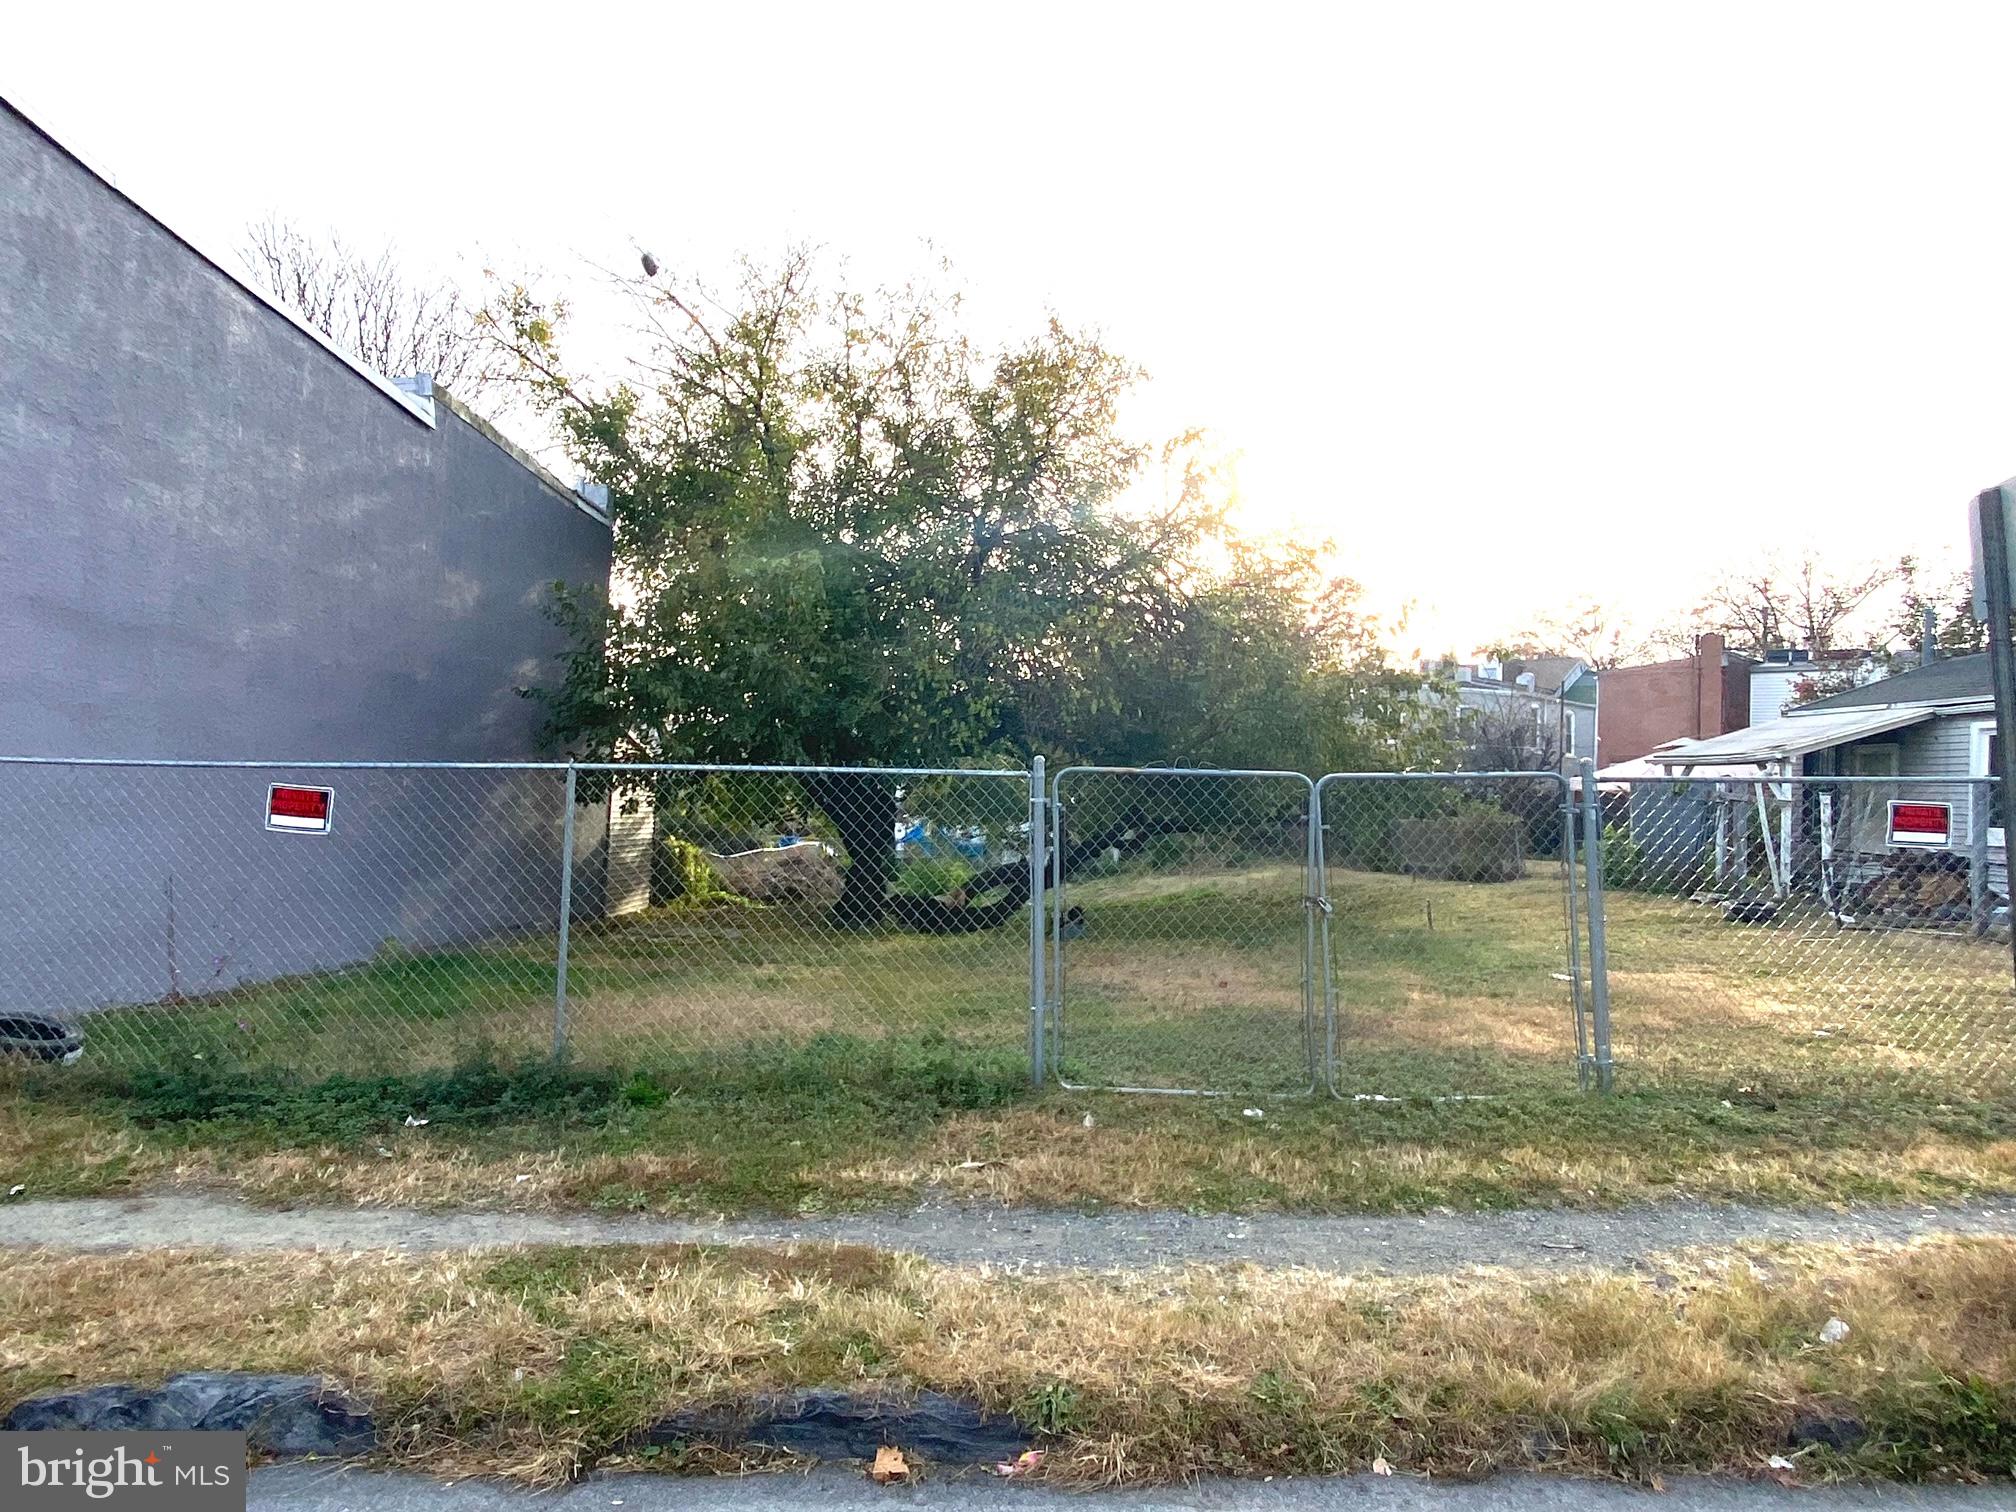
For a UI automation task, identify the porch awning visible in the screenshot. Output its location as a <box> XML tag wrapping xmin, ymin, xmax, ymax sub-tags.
<box><xmin>1646</xmin><ymin>705</ymin><xmax>1939</xmax><ymax>767</ymax></box>
<box><xmin>1576</xmin><ymin>756</ymin><xmax>1768</xmax><ymax>792</ymax></box>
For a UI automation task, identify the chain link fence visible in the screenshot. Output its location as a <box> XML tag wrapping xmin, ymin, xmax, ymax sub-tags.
<box><xmin>1596</xmin><ymin>773</ymin><xmax>2016</xmax><ymax>1099</ymax></box>
<box><xmin>0</xmin><ymin>760</ymin><xmax>572</xmax><ymax>1073</ymax></box>
<box><xmin>1315</xmin><ymin>772</ymin><xmax>1584</xmax><ymax>1098</ymax></box>
<box><xmin>1</xmin><ymin>757</ymin><xmax>2009</xmax><ymax>1101</ymax></box>
<box><xmin>1046</xmin><ymin>767</ymin><xmax>1318</xmax><ymax>1095</ymax></box>
<box><xmin>557</xmin><ymin>764</ymin><xmax>1034</xmax><ymax>1071</ymax></box>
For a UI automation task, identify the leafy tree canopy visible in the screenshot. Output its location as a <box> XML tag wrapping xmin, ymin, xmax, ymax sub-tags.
<box><xmin>487</xmin><ymin>251</ymin><xmax>1442</xmax><ymax>917</ymax></box>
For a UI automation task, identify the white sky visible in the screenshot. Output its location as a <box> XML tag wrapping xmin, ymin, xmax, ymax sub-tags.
<box><xmin>8</xmin><ymin>2</ymin><xmax>2010</xmax><ymax>658</ymax></box>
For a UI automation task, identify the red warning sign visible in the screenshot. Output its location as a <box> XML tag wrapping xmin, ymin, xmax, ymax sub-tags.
<box><xmin>267</xmin><ymin>784</ymin><xmax>333</xmax><ymax>835</ymax></box>
<box><xmin>1886</xmin><ymin>800</ymin><xmax>1951</xmax><ymax>848</ymax></box>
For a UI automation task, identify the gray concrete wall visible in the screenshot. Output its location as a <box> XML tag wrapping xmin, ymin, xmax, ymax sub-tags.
<box><xmin>0</xmin><ymin>99</ymin><xmax>615</xmax><ymax>1053</ymax></box>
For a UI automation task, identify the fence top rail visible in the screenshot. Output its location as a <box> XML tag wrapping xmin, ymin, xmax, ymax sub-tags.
<box><xmin>0</xmin><ymin>757</ymin><xmax>1031</xmax><ymax>778</ymax></box>
<box><xmin>0</xmin><ymin>756</ymin><xmax>576</xmax><ymax>771</ymax></box>
<box><xmin>1318</xmin><ymin>769</ymin><xmax>1569</xmax><ymax>786</ymax></box>
<box><xmin>574</xmin><ymin>762</ymin><xmax>1028</xmax><ymax>779</ymax></box>
<box><xmin>1056</xmin><ymin>764</ymin><xmax>1317</xmax><ymax>789</ymax></box>
<box><xmin>1601</xmin><ymin>773</ymin><xmax>1995</xmax><ymax>786</ymax></box>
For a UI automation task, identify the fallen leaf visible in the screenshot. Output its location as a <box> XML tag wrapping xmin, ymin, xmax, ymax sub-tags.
<box><xmin>870</xmin><ymin>1446</ymin><xmax>909</xmax><ymax>1485</ymax></box>
<box><xmin>1372</xmin><ymin>1456</ymin><xmax>1393</xmax><ymax>1476</ymax></box>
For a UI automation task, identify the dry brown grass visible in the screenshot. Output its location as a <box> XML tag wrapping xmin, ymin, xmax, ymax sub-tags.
<box><xmin>1070</xmin><ymin>953</ymin><xmax>1300</xmax><ymax>1015</ymax></box>
<box><xmin>827</xmin><ymin>1105</ymin><xmax>2016</xmax><ymax>1212</ymax></box>
<box><xmin>2</xmin><ymin>1237</ymin><xmax>2013</xmax><ymax>1485</ymax></box>
<box><xmin>24</xmin><ymin>1099</ymin><xmax>2012</xmax><ymax>1217</ymax></box>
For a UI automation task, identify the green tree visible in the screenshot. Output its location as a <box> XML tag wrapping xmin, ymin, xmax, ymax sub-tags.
<box><xmin>489</xmin><ymin>252</ymin><xmax>1436</xmax><ymax>920</ymax></box>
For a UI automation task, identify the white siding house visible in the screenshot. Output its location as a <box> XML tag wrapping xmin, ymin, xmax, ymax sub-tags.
<box><xmin>1641</xmin><ymin>653</ymin><xmax>2003</xmax><ymax>904</ymax></box>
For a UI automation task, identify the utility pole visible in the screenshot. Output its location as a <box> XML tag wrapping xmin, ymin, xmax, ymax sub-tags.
<box><xmin>1971</xmin><ymin>486</ymin><xmax>2016</xmax><ymax>984</ymax></box>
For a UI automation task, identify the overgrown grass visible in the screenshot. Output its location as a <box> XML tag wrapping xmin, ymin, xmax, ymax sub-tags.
<box><xmin>2</xmin><ymin>1235</ymin><xmax>2012</xmax><ymax>1485</ymax></box>
<box><xmin>12</xmin><ymin>856</ymin><xmax>2015</xmax><ymax>1214</ymax></box>
<box><xmin>63</xmin><ymin>859</ymin><xmax>2016</xmax><ymax>1105</ymax></box>
<box><xmin>7</xmin><ymin>1048</ymin><xmax>2014</xmax><ymax>1216</ymax></box>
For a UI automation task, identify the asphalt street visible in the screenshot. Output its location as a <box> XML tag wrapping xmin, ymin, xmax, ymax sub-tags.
<box><xmin>247</xmin><ymin>1465</ymin><xmax>2016</xmax><ymax>1512</ymax></box>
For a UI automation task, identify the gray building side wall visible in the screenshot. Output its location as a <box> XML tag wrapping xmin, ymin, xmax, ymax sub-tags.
<box><xmin>0</xmin><ymin>102</ymin><xmax>615</xmax><ymax>1036</ymax></box>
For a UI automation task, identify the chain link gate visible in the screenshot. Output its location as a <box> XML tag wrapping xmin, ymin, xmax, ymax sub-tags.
<box><xmin>1044</xmin><ymin>767</ymin><xmax>1320</xmax><ymax>1095</ymax></box>
<box><xmin>1314</xmin><ymin>770</ymin><xmax>1589</xmax><ymax>1098</ymax></box>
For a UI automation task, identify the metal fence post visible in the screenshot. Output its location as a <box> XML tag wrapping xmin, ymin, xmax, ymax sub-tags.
<box><xmin>552</xmin><ymin>762</ymin><xmax>578</xmax><ymax>1059</ymax></box>
<box><xmin>1578</xmin><ymin>759</ymin><xmax>1614</xmax><ymax>1093</ymax></box>
<box><xmin>1561</xmin><ymin>773</ymin><xmax>1590</xmax><ymax>1090</ymax></box>
<box><xmin>1973</xmin><ymin>777</ymin><xmax>1992</xmax><ymax>938</ymax></box>
<box><xmin>1028</xmin><ymin>755</ymin><xmax>1047</xmax><ymax>1090</ymax></box>
<box><xmin>1301</xmin><ymin>775</ymin><xmax>1324</xmax><ymax>1090</ymax></box>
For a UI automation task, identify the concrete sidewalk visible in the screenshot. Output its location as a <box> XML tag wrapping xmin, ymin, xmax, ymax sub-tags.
<box><xmin>10</xmin><ymin>1194</ymin><xmax>2016</xmax><ymax>1275</ymax></box>
<box><xmin>248</xmin><ymin>1465</ymin><xmax>2015</xmax><ymax>1511</ymax></box>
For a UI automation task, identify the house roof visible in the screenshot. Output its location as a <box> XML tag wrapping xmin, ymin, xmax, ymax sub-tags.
<box><xmin>1500</xmin><ymin>655</ymin><xmax>1586</xmax><ymax>694</ymax></box>
<box><xmin>1576</xmin><ymin>756</ymin><xmax>1767</xmax><ymax>792</ymax></box>
<box><xmin>1793</xmin><ymin>653</ymin><xmax>1990</xmax><ymax>713</ymax></box>
<box><xmin>1647</xmin><ymin>705</ymin><xmax>1942</xmax><ymax>766</ymax></box>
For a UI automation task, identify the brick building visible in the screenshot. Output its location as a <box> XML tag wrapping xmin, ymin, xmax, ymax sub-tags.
<box><xmin>1596</xmin><ymin>634</ymin><xmax>1752</xmax><ymax>767</ymax></box>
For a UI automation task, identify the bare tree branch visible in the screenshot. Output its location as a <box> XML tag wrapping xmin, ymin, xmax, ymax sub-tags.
<box><xmin>240</xmin><ymin>216</ymin><xmax>508</xmax><ymax>403</ymax></box>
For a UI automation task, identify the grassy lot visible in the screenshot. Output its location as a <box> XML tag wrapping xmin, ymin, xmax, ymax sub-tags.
<box><xmin>11</xmin><ymin>855</ymin><xmax>2011</xmax><ymax>1216</ymax></box>
<box><xmin>7</xmin><ymin>1044</ymin><xmax>2015</xmax><ymax>1216</ymax></box>
<box><xmin>3</xmin><ymin>1234</ymin><xmax>2013</xmax><ymax>1485</ymax></box>
<box><xmin>69</xmin><ymin>857</ymin><xmax>2016</xmax><ymax>1099</ymax></box>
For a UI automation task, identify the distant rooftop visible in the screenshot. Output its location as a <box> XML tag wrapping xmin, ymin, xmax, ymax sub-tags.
<box><xmin>1794</xmin><ymin>652</ymin><xmax>1990</xmax><ymax>713</ymax></box>
<box><xmin>1499</xmin><ymin>655</ymin><xmax>1584</xmax><ymax>694</ymax></box>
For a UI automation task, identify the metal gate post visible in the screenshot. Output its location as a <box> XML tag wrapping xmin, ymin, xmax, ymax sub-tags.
<box><xmin>1311</xmin><ymin>778</ymin><xmax>1339</xmax><ymax>1095</ymax></box>
<box><xmin>1028</xmin><ymin>755</ymin><xmax>1047</xmax><ymax>1089</ymax></box>
<box><xmin>1577</xmin><ymin>759</ymin><xmax>1614</xmax><ymax>1092</ymax></box>
<box><xmin>1050</xmin><ymin>775</ymin><xmax>1068</xmax><ymax>1082</ymax></box>
<box><xmin>1561</xmin><ymin>772</ymin><xmax>1590</xmax><ymax>1090</ymax></box>
<box><xmin>552</xmin><ymin>762</ymin><xmax>578</xmax><ymax>1059</ymax></box>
